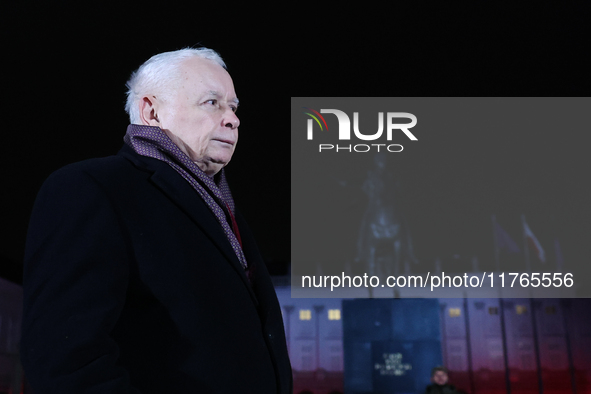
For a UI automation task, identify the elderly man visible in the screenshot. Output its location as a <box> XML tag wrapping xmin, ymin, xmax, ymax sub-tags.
<box><xmin>21</xmin><ymin>48</ymin><xmax>292</xmax><ymax>393</ymax></box>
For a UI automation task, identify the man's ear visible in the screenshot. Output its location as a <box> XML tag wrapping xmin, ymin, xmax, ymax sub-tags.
<box><xmin>139</xmin><ymin>96</ymin><xmax>160</xmax><ymax>126</ymax></box>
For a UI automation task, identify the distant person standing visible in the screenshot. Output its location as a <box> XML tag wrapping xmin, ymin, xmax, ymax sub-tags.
<box><xmin>424</xmin><ymin>366</ymin><xmax>465</xmax><ymax>394</ymax></box>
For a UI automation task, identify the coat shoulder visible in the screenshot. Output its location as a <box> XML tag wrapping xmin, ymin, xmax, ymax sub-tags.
<box><xmin>40</xmin><ymin>148</ymin><xmax>156</xmax><ymax>194</ymax></box>
<box><xmin>49</xmin><ymin>152</ymin><xmax>138</xmax><ymax>180</ymax></box>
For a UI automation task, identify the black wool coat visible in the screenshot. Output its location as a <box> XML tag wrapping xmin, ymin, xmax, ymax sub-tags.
<box><xmin>21</xmin><ymin>144</ymin><xmax>292</xmax><ymax>393</ymax></box>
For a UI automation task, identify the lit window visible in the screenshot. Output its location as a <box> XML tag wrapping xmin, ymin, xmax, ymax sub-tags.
<box><xmin>448</xmin><ymin>308</ymin><xmax>461</xmax><ymax>317</ymax></box>
<box><xmin>515</xmin><ymin>305</ymin><xmax>527</xmax><ymax>315</ymax></box>
<box><xmin>328</xmin><ymin>309</ymin><xmax>341</xmax><ymax>320</ymax></box>
<box><xmin>299</xmin><ymin>309</ymin><xmax>312</xmax><ymax>320</ymax></box>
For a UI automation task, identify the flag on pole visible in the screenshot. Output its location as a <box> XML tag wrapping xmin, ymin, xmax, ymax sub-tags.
<box><xmin>494</xmin><ymin>221</ymin><xmax>521</xmax><ymax>253</ymax></box>
<box><xmin>554</xmin><ymin>239</ymin><xmax>563</xmax><ymax>272</ymax></box>
<box><xmin>523</xmin><ymin>219</ymin><xmax>546</xmax><ymax>263</ymax></box>
<box><xmin>492</xmin><ymin>215</ymin><xmax>521</xmax><ymax>272</ymax></box>
<box><xmin>471</xmin><ymin>256</ymin><xmax>480</xmax><ymax>272</ymax></box>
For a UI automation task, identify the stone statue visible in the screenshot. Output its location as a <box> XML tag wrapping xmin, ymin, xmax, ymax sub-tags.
<box><xmin>355</xmin><ymin>153</ymin><xmax>418</xmax><ymax>279</ymax></box>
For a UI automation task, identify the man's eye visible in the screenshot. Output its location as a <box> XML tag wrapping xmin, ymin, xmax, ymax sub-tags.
<box><xmin>205</xmin><ymin>99</ymin><xmax>217</xmax><ymax>105</ymax></box>
<box><xmin>230</xmin><ymin>106</ymin><xmax>238</xmax><ymax>113</ymax></box>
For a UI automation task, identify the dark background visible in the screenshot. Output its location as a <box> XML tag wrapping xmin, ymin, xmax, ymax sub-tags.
<box><xmin>2</xmin><ymin>3</ymin><xmax>590</xmax><ymax>285</ymax></box>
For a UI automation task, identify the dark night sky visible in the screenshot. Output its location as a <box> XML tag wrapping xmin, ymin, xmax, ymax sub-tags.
<box><xmin>3</xmin><ymin>3</ymin><xmax>590</xmax><ymax>285</ymax></box>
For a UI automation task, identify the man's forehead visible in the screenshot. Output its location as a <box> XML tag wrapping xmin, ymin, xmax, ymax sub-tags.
<box><xmin>179</xmin><ymin>58</ymin><xmax>237</xmax><ymax>98</ymax></box>
<box><xmin>180</xmin><ymin>57</ymin><xmax>228</xmax><ymax>81</ymax></box>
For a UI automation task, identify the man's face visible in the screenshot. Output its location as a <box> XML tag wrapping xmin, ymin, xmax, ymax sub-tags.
<box><xmin>153</xmin><ymin>57</ymin><xmax>240</xmax><ymax>176</ymax></box>
<box><xmin>432</xmin><ymin>370</ymin><xmax>449</xmax><ymax>385</ymax></box>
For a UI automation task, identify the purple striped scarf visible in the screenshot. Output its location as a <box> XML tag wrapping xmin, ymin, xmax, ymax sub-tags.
<box><xmin>123</xmin><ymin>124</ymin><xmax>248</xmax><ymax>270</ymax></box>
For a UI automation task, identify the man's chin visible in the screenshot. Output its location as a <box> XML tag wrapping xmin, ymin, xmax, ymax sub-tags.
<box><xmin>196</xmin><ymin>158</ymin><xmax>231</xmax><ymax>177</ymax></box>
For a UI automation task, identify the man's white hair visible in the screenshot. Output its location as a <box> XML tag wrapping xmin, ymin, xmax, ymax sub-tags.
<box><xmin>125</xmin><ymin>47</ymin><xmax>226</xmax><ymax>124</ymax></box>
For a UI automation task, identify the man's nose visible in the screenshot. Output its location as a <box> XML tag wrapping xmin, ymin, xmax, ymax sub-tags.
<box><xmin>223</xmin><ymin>110</ymin><xmax>240</xmax><ymax>129</ymax></box>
